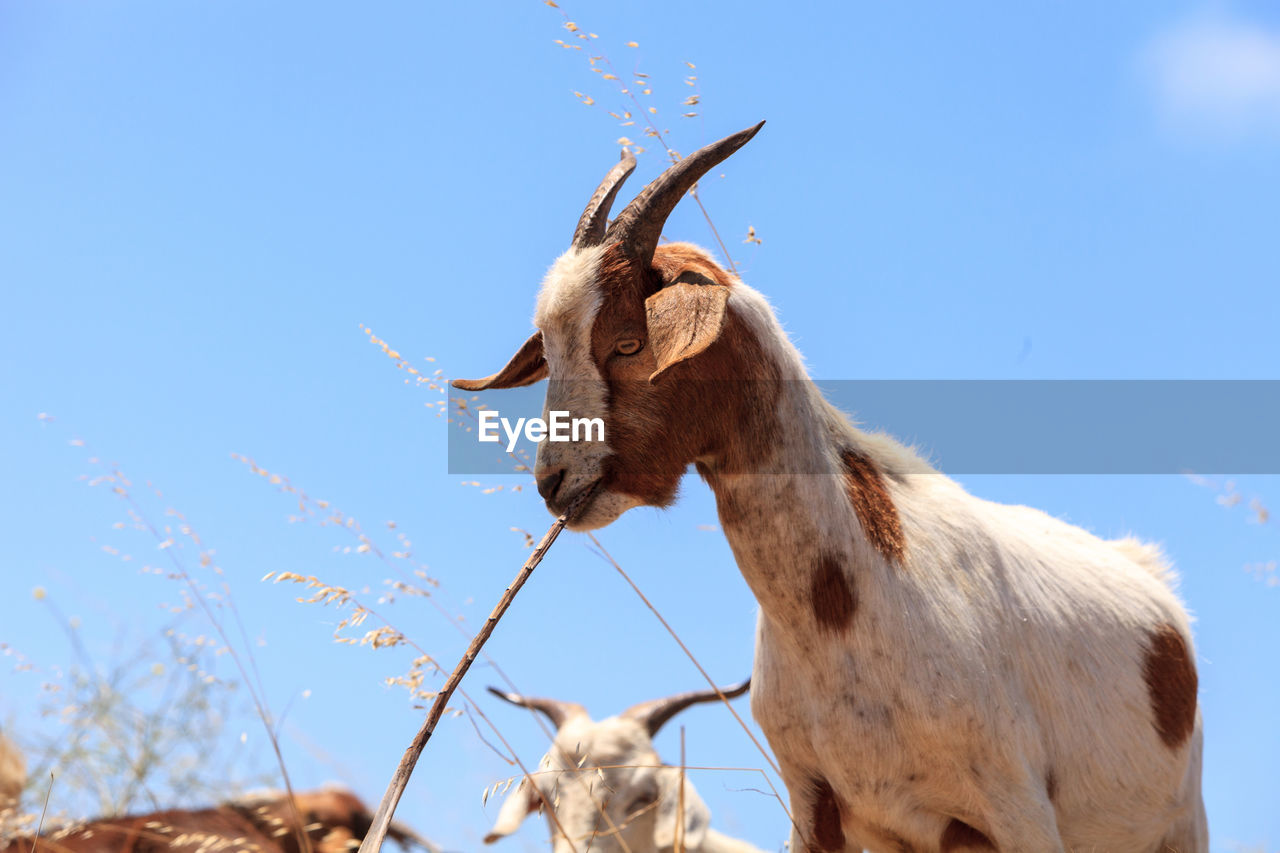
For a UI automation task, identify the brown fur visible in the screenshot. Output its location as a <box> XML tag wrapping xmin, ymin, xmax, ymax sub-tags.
<box><xmin>806</xmin><ymin>777</ymin><xmax>844</xmax><ymax>853</ymax></box>
<box><xmin>645</xmin><ymin>283</ymin><xmax>730</xmax><ymax>381</ymax></box>
<box><xmin>1143</xmin><ymin>623</ymin><xmax>1198</xmax><ymax>749</ymax></box>
<box><xmin>939</xmin><ymin>818</ymin><xmax>996</xmax><ymax>851</ymax></box>
<box><xmin>869</xmin><ymin>827</ymin><xmax>917</xmax><ymax>853</ymax></box>
<box><xmin>0</xmin><ymin>733</ymin><xmax>22</xmax><ymax>807</ymax></box>
<box><xmin>587</xmin><ymin>246</ymin><xmax>685</xmax><ymax>505</ymax></box>
<box><xmin>587</xmin><ymin>245</ymin><xmax>782</xmax><ymax>507</ymax></box>
<box><xmin>711</xmin><ymin>487</ymin><xmax>749</xmax><ymax>528</ymax></box>
<box><xmin>1045</xmin><ymin>768</ymin><xmax>1058</xmax><ymax>802</ymax></box>
<box><xmin>235</xmin><ymin>789</ymin><xmax>378</xmax><ymax>853</ymax></box>
<box><xmin>1</xmin><ymin>789</ymin><xmax>413</xmax><ymax>853</ymax></box>
<box><xmin>452</xmin><ymin>331</ymin><xmax>547</xmax><ymax>391</ymax></box>
<box><xmin>649</xmin><ymin>245</ymin><xmax>737</xmax><ymax>289</ymax></box>
<box><xmin>0</xmin><ymin>808</ymin><xmax>275</xmax><ymax>853</ymax></box>
<box><xmin>840</xmin><ymin>450</ymin><xmax>905</xmax><ymax>565</ymax></box>
<box><xmin>810</xmin><ymin>554</ymin><xmax>857</xmax><ymax>631</ymax></box>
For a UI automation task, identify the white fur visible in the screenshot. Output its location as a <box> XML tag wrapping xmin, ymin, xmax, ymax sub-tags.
<box><xmin>533</xmin><ymin>246</ymin><xmax>640</xmax><ymax>527</ymax></box>
<box><xmin>486</xmin><ymin>706</ymin><xmax>767</xmax><ymax>853</ymax></box>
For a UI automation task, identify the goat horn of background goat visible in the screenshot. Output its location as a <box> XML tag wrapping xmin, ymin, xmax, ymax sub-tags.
<box><xmin>605</xmin><ymin>121</ymin><xmax>765</xmax><ymax>264</ymax></box>
<box><xmin>572</xmin><ymin>150</ymin><xmax>637</xmax><ymax>248</ymax></box>
<box><xmin>487</xmin><ymin>685</ymin><xmax>587</xmax><ymax>729</ymax></box>
<box><xmin>623</xmin><ymin>678</ymin><xmax>751</xmax><ymax>737</ymax></box>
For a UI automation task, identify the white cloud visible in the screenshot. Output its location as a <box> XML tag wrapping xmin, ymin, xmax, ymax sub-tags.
<box><xmin>1142</xmin><ymin>14</ymin><xmax>1280</xmax><ymax>137</ymax></box>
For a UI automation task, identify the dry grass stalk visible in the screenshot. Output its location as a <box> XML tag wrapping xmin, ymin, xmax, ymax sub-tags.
<box><xmin>238</xmin><ymin>429</ymin><xmax>587</xmax><ymax>850</ymax></box>
<box><xmin>357</xmin><ymin>486</ymin><xmax>597</xmax><ymax>853</ymax></box>
<box><xmin>586</xmin><ymin>533</ymin><xmax>797</xmax><ymax>838</ymax></box>
<box><xmin>107</xmin><ymin>470</ymin><xmax>313</xmax><ymax>853</ymax></box>
<box><xmin>586</xmin><ymin>534</ymin><xmax>782</xmax><ymax>783</ymax></box>
<box><xmin>542</xmin><ymin>0</ymin><xmax>751</xmax><ymax>275</ymax></box>
<box><xmin>29</xmin><ymin>773</ymin><xmax>52</xmax><ymax>853</ymax></box>
<box><xmin>676</xmin><ymin>727</ymin><xmax>686</xmax><ymax>853</ymax></box>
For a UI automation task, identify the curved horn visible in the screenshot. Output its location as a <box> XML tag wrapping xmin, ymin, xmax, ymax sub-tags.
<box><xmin>572</xmin><ymin>150</ymin><xmax>637</xmax><ymax>248</ymax></box>
<box><xmin>605</xmin><ymin>122</ymin><xmax>764</xmax><ymax>264</ymax></box>
<box><xmin>487</xmin><ymin>685</ymin><xmax>587</xmax><ymax>729</ymax></box>
<box><xmin>623</xmin><ymin>678</ymin><xmax>750</xmax><ymax>737</ymax></box>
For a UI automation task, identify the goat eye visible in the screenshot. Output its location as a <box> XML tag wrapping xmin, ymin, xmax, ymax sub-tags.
<box><xmin>615</xmin><ymin>339</ymin><xmax>643</xmax><ymax>356</ymax></box>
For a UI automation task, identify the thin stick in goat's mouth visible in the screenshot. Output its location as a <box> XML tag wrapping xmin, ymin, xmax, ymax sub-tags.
<box><xmin>357</xmin><ymin>483</ymin><xmax>599</xmax><ymax>853</ymax></box>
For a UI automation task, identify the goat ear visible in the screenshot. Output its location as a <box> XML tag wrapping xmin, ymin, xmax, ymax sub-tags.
<box><xmin>452</xmin><ymin>332</ymin><xmax>547</xmax><ymax>391</ymax></box>
<box><xmin>483</xmin><ymin>778</ymin><xmax>541</xmax><ymax>844</ymax></box>
<box><xmin>653</xmin><ymin>767</ymin><xmax>710</xmax><ymax>853</ymax></box>
<box><xmin>643</xmin><ymin>283</ymin><xmax>730</xmax><ymax>383</ymax></box>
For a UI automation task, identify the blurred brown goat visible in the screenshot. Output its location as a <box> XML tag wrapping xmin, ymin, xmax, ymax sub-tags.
<box><xmin>0</xmin><ymin>780</ymin><xmax>434</xmax><ymax>853</ymax></box>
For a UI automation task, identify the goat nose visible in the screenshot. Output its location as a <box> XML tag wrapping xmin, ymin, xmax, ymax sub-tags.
<box><xmin>537</xmin><ymin>469</ymin><xmax>565</xmax><ymax>502</ymax></box>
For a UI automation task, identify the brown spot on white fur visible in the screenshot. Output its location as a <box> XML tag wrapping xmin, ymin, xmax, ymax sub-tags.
<box><xmin>840</xmin><ymin>449</ymin><xmax>905</xmax><ymax>565</ymax></box>
<box><xmin>806</xmin><ymin>777</ymin><xmax>844</xmax><ymax>853</ymax></box>
<box><xmin>939</xmin><ymin>818</ymin><xmax>996</xmax><ymax>851</ymax></box>
<box><xmin>1143</xmin><ymin>623</ymin><xmax>1198</xmax><ymax>749</ymax></box>
<box><xmin>810</xmin><ymin>554</ymin><xmax>857</xmax><ymax>631</ymax></box>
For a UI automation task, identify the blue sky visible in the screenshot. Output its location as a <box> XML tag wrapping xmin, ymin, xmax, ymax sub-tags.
<box><xmin>2</xmin><ymin>1</ymin><xmax>1279</xmax><ymax>851</ymax></box>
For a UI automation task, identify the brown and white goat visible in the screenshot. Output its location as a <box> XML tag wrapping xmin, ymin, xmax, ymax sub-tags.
<box><xmin>454</xmin><ymin>124</ymin><xmax>1208</xmax><ymax>852</ymax></box>
<box><xmin>0</xmin><ymin>786</ymin><xmax>433</xmax><ymax>853</ymax></box>
<box><xmin>484</xmin><ymin>680</ymin><xmax>765</xmax><ymax>853</ymax></box>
